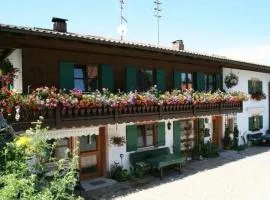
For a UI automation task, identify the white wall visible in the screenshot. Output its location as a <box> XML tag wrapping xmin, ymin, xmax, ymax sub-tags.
<box><xmin>106</xmin><ymin>116</ymin><xmax>217</xmax><ymax>171</ymax></box>
<box><xmin>107</xmin><ymin>119</ymin><xmax>174</xmax><ymax>171</ymax></box>
<box><xmin>223</xmin><ymin>68</ymin><xmax>270</xmax><ymax>144</ymax></box>
<box><xmin>7</xmin><ymin>49</ymin><xmax>22</xmax><ymax>93</ymax></box>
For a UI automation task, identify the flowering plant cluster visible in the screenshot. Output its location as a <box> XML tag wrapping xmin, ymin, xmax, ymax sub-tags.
<box><xmin>0</xmin><ymin>86</ymin><xmax>249</xmax><ymax>115</ymax></box>
<box><xmin>225</xmin><ymin>72</ymin><xmax>239</xmax><ymax>88</ymax></box>
<box><xmin>250</xmin><ymin>92</ymin><xmax>266</xmax><ymax>101</ymax></box>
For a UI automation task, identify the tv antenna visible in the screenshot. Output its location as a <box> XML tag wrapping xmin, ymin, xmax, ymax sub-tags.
<box><xmin>154</xmin><ymin>0</ymin><xmax>162</xmax><ymax>45</ymax></box>
<box><xmin>117</xmin><ymin>0</ymin><xmax>127</xmax><ymax>40</ymax></box>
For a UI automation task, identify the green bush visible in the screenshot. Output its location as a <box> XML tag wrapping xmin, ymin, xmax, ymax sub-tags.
<box><xmin>110</xmin><ymin>162</ymin><xmax>130</xmax><ymax>182</ymax></box>
<box><xmin>223</xmin><ymin>126</ymin><xmax>232</xmax><ymax>149</ymax></box>
<box><xmin>0</xmin><ymin>121</ymin><xmax>82</xmax><ymax>200</ymax></box>
<box><xmin>193</xmin><ymin>141</ymin><xmax>219</xmax><ymax>158</ymax></box>
<box><xmin>231</xmin><ymin>125</ymin><xmax>239</xmax><ymax>150</ymax></box>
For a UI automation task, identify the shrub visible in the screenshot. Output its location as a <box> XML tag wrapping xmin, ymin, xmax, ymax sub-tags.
<box><xmin>0</xmin><ymin>121</ymin><xmax>82</xmax><ymax>200</ymax></box>
<box><xmin>223</xmin><ymin>126</ymin><xmax>232</xmax><ymax>150</ymax></box>
<box><xmin>110</xmin><ymin>162</ymin><xmax>130</xmax><ymax>182</ymax></box>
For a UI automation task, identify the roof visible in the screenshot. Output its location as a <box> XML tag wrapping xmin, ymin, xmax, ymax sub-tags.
<box><xmin>1</xmin><ymin>22</ymin><xmax>270</xmax><ymax>72</ymax></box>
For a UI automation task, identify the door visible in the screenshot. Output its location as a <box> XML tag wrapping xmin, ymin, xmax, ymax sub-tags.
<box><xmin>79</xmin><ymin>127</ymin><xmax>106</xmax><ymax>180</ymax></box>
<box><xmin>212</xmin><ymin>116</ymin><xmax>222</xmax><ymax>147</ymax></box>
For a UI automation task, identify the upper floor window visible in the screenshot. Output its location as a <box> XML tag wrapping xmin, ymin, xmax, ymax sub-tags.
<box><xmin>74</xmin><ymin>65</ymin><xmax>98</xmax><ymax>92</ymax></box>
<box><xmin>248</xmin><ymin>80</ymin><xmax>262</xmax><ymax>94</ymax></box>
<box><xmin>136</xmin><ymin>69</ymin><xmax>154</xmax><ymax>91</ymax></box>
<box><xmin>181</xmin><ymin>73</ymin><xmax>193</xmax><ymax>90</ymax></box>
<box><xmin>205</xmin><ymin>74</ymin><xmax>216</xmax><ymax>91</ymax></box>
<box><xmin>137</xmin><ymin>124</ymin><xmax>157</xmax><ymax>148</ymax></box>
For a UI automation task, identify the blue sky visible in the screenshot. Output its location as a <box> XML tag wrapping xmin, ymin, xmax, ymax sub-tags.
<box><xmin>1</xmin><ymin>0</ymin><xmax>270</xmax><ymax>65</ymax></box>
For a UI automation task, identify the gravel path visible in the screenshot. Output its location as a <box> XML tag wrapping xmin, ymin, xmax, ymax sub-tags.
<box><xmin>114</xmin><ymin>147</ymin><xmax>270</xmax><ymax>200</ymax></box>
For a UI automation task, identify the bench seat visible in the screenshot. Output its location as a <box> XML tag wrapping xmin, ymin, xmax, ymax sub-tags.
<box><xmin>130</xmin><ymin>147</ymin><xmax>185</xmax><ymax>179</ymax></box>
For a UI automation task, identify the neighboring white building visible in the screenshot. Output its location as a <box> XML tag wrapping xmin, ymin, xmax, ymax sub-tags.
<box><xmin>223</xmin><ymin>67</ymin><xmax>270</xmax><ymax>144</ymax></box>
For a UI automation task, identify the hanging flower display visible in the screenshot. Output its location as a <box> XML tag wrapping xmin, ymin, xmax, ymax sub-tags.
<box><xmin>110</xmin><ymin>136</ymin><xmax>126</xmax><ymax>146</ymax></box>
<box><xmin>225</xmin><ymin>72</ymin><xmax>239</xmax><ymax>88</ymax></box>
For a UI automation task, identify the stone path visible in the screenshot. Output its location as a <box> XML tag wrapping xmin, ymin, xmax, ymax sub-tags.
<box><xmin>83</xmin><ymin>147</ymin><xmax>270</xmax><ymax>200</ymax></box>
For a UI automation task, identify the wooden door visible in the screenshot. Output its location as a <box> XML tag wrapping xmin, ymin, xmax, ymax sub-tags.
<box><xmin>212</xmin><ymin>116</ymin><xmax>222</xmax><ymax>147</ymax></box>
<box><xmin>79</xmin><ymin>127</ymin><xmax>106</xmax><ymax>180</ymax></box>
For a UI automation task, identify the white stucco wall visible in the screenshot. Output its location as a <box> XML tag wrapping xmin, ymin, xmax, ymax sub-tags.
<box><xmin>107</xmin><ymin>119</ymin><xmax>174</xmax><ymax>171</ymax></box>
<box><xmin>7</xmin><ymin>49</ymin><xmax>22</xmax><ymax>93</ymax></box>
<box><xmin>223</xmin><ymin>68</ymin><xmax>270</xmax><ymax>144</ymax></box>
<box><xmin>106</xmin><ymin>116</ymin><xmax>216</xmax><ymax>171</ymax></box>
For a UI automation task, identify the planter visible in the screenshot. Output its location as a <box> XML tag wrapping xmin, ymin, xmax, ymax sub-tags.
<box><xmin>110</xmin><ymin>136</ymin><xmax>126</xmax><ymax>147</ymax></box>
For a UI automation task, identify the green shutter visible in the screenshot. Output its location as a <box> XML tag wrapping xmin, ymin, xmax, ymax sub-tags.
<box><xmin>173</xmin><ymin>71</ymin><xmax>182</xmax><ymax>89</ymax></box>
<box><xmin>173</xmin><ymin>121</ymin><xmax>181</xmax><ymax>155</ymax></box>
<box><xmin>196</xmin><ymin>72</ymin><xmax>206</xmax><ymax>91</ymax></box>
<box><xmin>199</xmin><ymin>118</ymin><xmax>205</xmax><ymax>129</ymax></box>
<box><xmin>248</xmin><ymin>80</ymin><xmax>252</xmax><ymax>94</ymax></box>
<box><xmin>258</xmin><ymin>81</ymin><xmax>263</xmax><ymax>93</ymax></box>
<box><xmin>215</xmin><ymin>73</ymin><xmax>222</xmax><ymax>91</ymax></box>
<box><xmin>259</xmin><ymin>116</ymin><xmax>263</xmax><ymax>129</ymax></box>
<box><xmin>60</xmin><ymin>61</ymin><xmax>74</xmax><ymax>91</ymax></box>
<box><xmin>126</xmin><ymin>125</ymin><xmax>138</xmax><ymax>152</ymax></box>
<box><xmin>126</xmin><ymin>66</ymin><xmax>137</xmax><ymax>91</ymax></box>
<box><xmin>249</xmin><ymin>117</ymin><xmax>254</xmax><ymax>131</ymax></box>
<box><xmin>157</xmin><ymin>122</ymin><xmax>166</xmax><ymax>146</ymax></box>
<box><xmin>100</xmin><ymin>64</ymin><xmax>114</xmax><ymax>91</ymax></box>
<box><xmin>156</xmin><ymin>69</ymin><xmax>165</xmax><ymax>91</ymax></box>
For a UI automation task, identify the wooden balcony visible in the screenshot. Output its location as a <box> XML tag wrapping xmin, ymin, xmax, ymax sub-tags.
<box><xmin>7</xmin><ymin>102</ymin><xmax>243</xmax><ymax>131</ymax></box>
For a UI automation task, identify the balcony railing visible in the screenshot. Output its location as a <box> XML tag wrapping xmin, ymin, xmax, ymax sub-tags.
<box><xmin>7</xmin><ymin>102</ymin><xmax>243</xmax><ymax>130</ymax></box>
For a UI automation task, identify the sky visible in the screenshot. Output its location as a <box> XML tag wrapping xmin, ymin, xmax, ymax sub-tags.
<box><xmin>1</xmin><ymin>0</ymin><xmax>270</xmax><ymax>65</ymax></box>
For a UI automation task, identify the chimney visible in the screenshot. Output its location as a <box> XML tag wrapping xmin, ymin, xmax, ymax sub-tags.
<box><xmin>172</xmin><ymin>40</ymin><xmax>184</xmax><ymax>50</ymax></box>
<box><xmin>52</xmin><ymin>17</ymin><xmax>68</xmax><ymax>32</ymax></box>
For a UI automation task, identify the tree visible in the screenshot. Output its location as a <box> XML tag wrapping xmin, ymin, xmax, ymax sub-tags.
<box><xmin>0</xmin><ymin>121</ymin><xmax>82</xmax><ymax>200</ymax></box>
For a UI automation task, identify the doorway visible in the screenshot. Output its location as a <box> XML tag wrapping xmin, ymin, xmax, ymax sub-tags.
<box><xmin>79</xmin><ymin>127</ymin><xmax>106</xmax><ymax>180</ymax></box>
<box><xmin>212</xmin><ymin>116</ymin><xmax>223</xmax><ymax>148</ymax></box>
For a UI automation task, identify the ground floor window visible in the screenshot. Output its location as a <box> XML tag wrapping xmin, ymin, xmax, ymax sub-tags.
<box><xmin>137</xmin><ymin>124</ymin><xmax>157</xmax><ymax>148</ymax></box>
<box><xmin>50</xmin><ymin>138</ymin><xmax>70</xmax><ymax>160</ymax></box>
<box><xmin>249</xmin><ymin>115</ymin><xmax>263</xmax><ymax>131</ymax></box>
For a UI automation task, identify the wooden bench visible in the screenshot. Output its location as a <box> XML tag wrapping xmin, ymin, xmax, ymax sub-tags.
<box><xmin>130</xmin><ymin>147</ymin><xmax>185</xmax><ymax>179</ymax></box>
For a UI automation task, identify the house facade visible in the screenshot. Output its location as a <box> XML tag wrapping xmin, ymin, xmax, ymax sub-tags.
<box><xmin>1</xmin><ymin>18</ymin><xmax>269</xmax><ymax>180</ymax></box>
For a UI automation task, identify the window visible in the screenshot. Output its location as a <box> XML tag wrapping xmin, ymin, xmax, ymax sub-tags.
<box><xmin>79</xmin><ymin>135</ymin><xmax>97</xmax><ymax>152</ymax></box>
<box><xmin>181</xmin><ymin>73</ymin><xmax>193</xmax><ymax>90</ymax></box>
<box><xmin>137</xmin><ymin>124</ymin><xmax>157</xmax><ymax>148</ymax></box>
<box><xmin>205</xmin><ymin>74</ymin><xmax>216</xmax><ymax>91</ymax></box>
<box><xmin>249</xmin><ymin>115</ymin><xmax>263</xmax><ymax>131</ymax></box>
<box><xmin>248</xmin><ymin>80</ymin><xmax>262</xmax><ymax>94</ymax></box>
<box><xmin>50</xmin><ymin>138</ymin><xmax>69</xmax><ymax>160</ymax></box>
<box><xmin>74</xmin><ymin>65</ymin><xmax>98</xmax><ymax>92</ymax></box>
<box><xmin>136</xmin><ymin>69</ymin><xmax>154</xmax><ymax>91</ymax></box>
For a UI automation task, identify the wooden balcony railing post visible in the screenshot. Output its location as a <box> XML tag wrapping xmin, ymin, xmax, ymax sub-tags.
<box><xmin>159</xmin><ymin>105</ymin><xmax>163</xmax><ymax>118</ymax></box>
<box><xmin>55</xmin><ymin>104</ymin><xmax>61</xmax><ymax>127</ymax></box>
<box><xmin>114</xmin><ymin>107</ymin><xmax>119</xmax><ymax>122</ymax></box>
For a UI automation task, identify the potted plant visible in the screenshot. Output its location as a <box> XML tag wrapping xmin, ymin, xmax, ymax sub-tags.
<box><xmin>225</xmin><ymin>72</ymin><xmax>239</xmax><ymax>88</ymax></box>
<box><xmin>110</xmin><ymin>136</ymin><xmax>126</xmax><ymax>146</ymax></box>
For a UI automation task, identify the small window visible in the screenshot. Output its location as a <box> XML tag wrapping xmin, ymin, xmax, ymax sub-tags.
<box><xmin>249</xmin><ymin>80</ymin><xmax>262</xmax><ymax>94</ymax></box>
<box><xmin>249</xmin><ymin>115</ymin><xmax>263</xmax><ymax>131</ymax></box>
<box><xmin>74</xmin><ymin>65</ymin><xmax>99</xmax><ymax>92</ymax></box>
<box><xmin>50</xmin><ymin>138</ymin><xmax>69</xmax><ymax>160</ymax></box>
<box><xmin>137</xmin><ymin>124</ymin><xmax>157</xmax><ymax>148</ymax></box>
<box><xmin>181</xmin><ymin>73</ymin><xmax>193</xmax><ymax>90</ymax></box>
<box><xmin>136</xmin><ymin>69</ymin><xmax>154</xmax><ymax>91</ymax></box>
<box><xmin>205</xmin><ymin>74</ymin><xmax>216</xmax><ymax>91</ymax></box>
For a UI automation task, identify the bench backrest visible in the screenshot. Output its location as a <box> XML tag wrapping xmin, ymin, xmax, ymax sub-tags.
<box><xmin>130</xmin><ymin>147</ymin><xmax>170</xmax><ymax>166</ymax></box>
